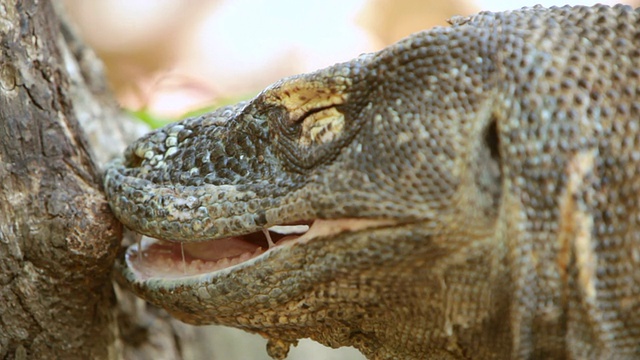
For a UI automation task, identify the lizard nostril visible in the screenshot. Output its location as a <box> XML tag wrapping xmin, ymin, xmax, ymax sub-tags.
<box><xmin>126</xmin><ymin>153</ymin><xmax>144</xmax><ymax>168</ymax></box>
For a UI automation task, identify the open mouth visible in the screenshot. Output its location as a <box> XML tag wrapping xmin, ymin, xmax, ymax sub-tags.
<box><xmin>126</xmin><ymin>218</ymin><xmax>396</xmax><ymax>280</ymax></box>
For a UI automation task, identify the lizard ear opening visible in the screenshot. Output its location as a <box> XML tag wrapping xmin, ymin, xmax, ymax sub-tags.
<box><xmin>474</xmin><ymin>114</ymin><xmax>503</xmax><ymax>212</ymax></box>
<box><xmin>484</xmin><ymin>116</ymin><xmax>500</xmax><ymax>164</ymax></box>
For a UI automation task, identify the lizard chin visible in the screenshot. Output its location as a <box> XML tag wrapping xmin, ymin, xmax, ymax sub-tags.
<box><xmin>125</xmin><ymin>218</ymin><xmax>395</xmax><ymax>280</ymax></box>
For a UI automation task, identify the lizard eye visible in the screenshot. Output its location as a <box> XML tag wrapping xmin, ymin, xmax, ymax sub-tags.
<box><xmin>260</xmin><ymin>75</ymin><xmax>349</xmax><ymax>146</ymax></box>
<box><xmin>258</xmin><ymin>74</ymin><xmax>352</xmax><ymax>170</ymax></box>
<box><xmin>297</xmin><ymin>106</ymin><xmax>345</xmax><ymax>147</ymax></box>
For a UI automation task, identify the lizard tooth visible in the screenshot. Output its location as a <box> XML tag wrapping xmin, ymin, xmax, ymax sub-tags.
<box><xmin>191</xmin><ymin>259</ymin><xmax>204</xmax><ymax>272</ymax></box>
<box><xmin>268</xmin><ymin>225</ymin><xmax>310</xmax><ymax>235</ymax></box>
<box><xmin>217</xmin><ymin>257</ymin><xmax>231</xmax><ymax>269</ymax></box>
<box><xmin>241</xmin><ymin>250</ymin><xmax>256</xmax><ymax>262</ymax></box>
<box><xmin>253</xmin><ymin>247</ymin><xmax>264</xmax><ymax>257</ymax></box>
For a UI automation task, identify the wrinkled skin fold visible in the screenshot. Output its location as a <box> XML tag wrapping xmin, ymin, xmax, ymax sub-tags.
<box><xmin>105</xmin><ymin>5</ymin><xmax>640</xmax><ymax>359</ymax></box>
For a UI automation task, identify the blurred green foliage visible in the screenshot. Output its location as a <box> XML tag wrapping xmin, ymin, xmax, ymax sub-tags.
<box><xmin>128</xmin><ymin>93</ymin><xmax>256</xmax><ymax>129</ymax></box>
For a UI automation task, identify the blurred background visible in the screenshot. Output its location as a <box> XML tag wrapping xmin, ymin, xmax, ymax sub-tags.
<box><xmin>64</xmin><ymin>0</ymin><xmax>637</xmax><ymax>122</ymax></box>
<box><xmin>63</xmin><ymin>0</ymin><xmax>637</xmax><ymax>359</ymax></box>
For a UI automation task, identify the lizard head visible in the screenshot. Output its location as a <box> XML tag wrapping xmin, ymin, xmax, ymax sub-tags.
<box><xmin>105</xmin><ymin>26</ymin><xmax>502</xmax><ymax>358</ymax></box>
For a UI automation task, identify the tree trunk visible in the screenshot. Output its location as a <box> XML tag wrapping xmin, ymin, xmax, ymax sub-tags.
<box><xmin>0</xmin><ymin>1</ymin><xmax>193</xmax><ymax>358</ymax></box>
<box><xmin>0</xmin><ymin>0</ymin><xmax>120</xmax><ymax>358</ymax></box>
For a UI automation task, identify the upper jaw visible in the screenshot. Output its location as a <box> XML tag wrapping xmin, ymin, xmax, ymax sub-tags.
<box><xmin>104</xmin><ymin>165</ymin><xmax>273</xmax><ymax>239</ymax></box>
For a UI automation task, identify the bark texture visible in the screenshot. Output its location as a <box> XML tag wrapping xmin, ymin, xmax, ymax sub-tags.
<box><xmin>0</xmin><ymin>1</ymin><xmax>120</xmax><ymax>358</ymax></box>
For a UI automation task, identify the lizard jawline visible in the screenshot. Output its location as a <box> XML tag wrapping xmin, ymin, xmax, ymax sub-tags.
<box><xmin>125</xmin><ymin>218</ymin><xmax>393</xmax><ymax>280</ymax></box>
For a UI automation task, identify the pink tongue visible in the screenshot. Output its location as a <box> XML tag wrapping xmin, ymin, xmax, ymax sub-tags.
<box><xmin>182</xmin><ymin>237</ymin><xmax>262</xmax><ymax>261</ymax></box>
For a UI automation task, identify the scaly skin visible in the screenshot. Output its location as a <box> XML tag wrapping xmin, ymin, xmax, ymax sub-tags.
<box><xmin>104</xmin><ymin>5</ymin><xmax>640</xmax><ymax>359</ymax></box>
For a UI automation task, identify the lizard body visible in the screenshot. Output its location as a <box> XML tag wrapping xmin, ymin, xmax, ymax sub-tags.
<box><xmin>104</xmin><ymin>5</ymin><xmax>640</xmax><ymax>359</ymax></box>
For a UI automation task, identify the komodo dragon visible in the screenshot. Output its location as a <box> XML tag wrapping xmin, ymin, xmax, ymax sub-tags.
<box><xmin>104</xmin><ymin>4</ymin><xmax>640</xmax><ymax>359</ymax></box>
